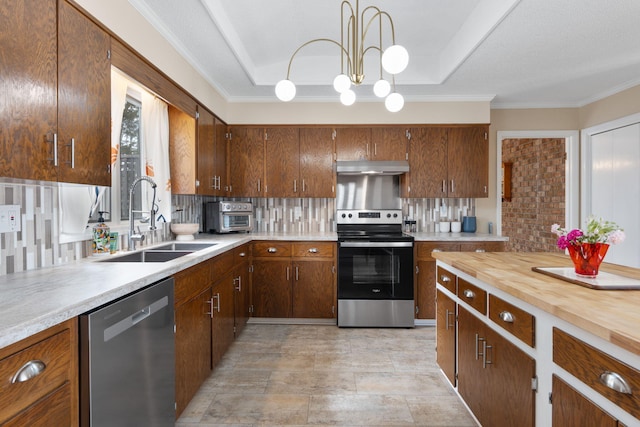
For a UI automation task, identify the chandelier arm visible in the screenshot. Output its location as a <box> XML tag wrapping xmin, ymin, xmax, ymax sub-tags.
<box><xmin>341</xmin><ymin>1</ymin><xmax>355</xmax><ymax>75</ymax></box>
<box><xmin>285</xmin><ymin>38</ymin><xmax>354</xmax><ymax>80</ymax></box>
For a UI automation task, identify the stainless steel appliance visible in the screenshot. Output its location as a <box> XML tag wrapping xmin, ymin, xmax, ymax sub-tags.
<box><xmin>335</xmin><ymin>163</ymin><xmax>414</xmax><ymax>327</ymax></box>
<box><xmin>80</xmin><ymin>277</ymin><xmax>175</xmax><ymax>427</ymax></box>
<box><xmin>204</xmin><ymin>201</ymin><xmax>253</xmax><ymax>233</ymax></box>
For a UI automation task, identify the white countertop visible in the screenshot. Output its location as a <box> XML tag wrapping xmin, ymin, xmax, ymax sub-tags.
<box><xmin>0</xmin><ymin>230</ymin><xmax>506</xmax><ymax>350</ymax></box>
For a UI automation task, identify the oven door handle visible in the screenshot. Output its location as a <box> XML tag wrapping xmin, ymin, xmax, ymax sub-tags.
<box><xmin>339</xmin><ymin>241</ymin><xmax>413</xmax><ymax>248</ymax></box>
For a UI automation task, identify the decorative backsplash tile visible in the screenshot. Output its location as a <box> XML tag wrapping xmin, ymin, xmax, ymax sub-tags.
<box><xmin>0</xmin><ymin>179</ymin><xmax>476</xmax><ymax>276</ymax></box>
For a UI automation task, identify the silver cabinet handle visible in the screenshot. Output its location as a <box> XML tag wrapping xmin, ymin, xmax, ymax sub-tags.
<box><xmin>293</xmin><ymin>179</ymin><xmax>297</xmax><ymax>193</ymax></box>
<box><xmin>213</xmin><ymin>293</ymin><xmax>221</xmax><ymax>313</ymax></box>
<box><xmin>239</xmin><ymin>252</ymin><xmax>246</xmax><ymax>257</ymax></box>
<box><xmin>47</xmin><ymin>132</ymin><xmax>58</xmax><ymax>166</ymax></box>
<box><xmin>234</xmin><ymin>276</ymin><xmax>241</xmax><ymax>292</ymax></box>
<box><xmin>286</xmin><ymin>266</ymin><xmax>290</xmax><ymax>281</ymax></box>
<box><xmin>463</xmin><ymin>289</ymin><xmax>475</xmax><ymax>299</ymax></box>
<box><xmin>440</xmin><ymin>275</ymin><xmax>450</xmax><ymax>282</ymax></box>
<box><xmin>499</xmin><ymin>311</ymin><xmax>515</xmax><ymax>323</ymax></box>
<box><xmin>206</xmin><ymin>298</ymin><xmax>214</xmax><ymax>318</ymax></box>
<box><xmin>599</xmin><ymin>371</ymin><xmax>633</xmax><ymax>394</ymax></box>
<box><xmin>475</xmin><ymin>249</ymin><xmax>486</xmax><ymax>253</ymax></box>
<box><xmin>66</xmin><ymin>137</ymin><xmax>75</xmax><ymax>168</ymax></box>
<box><xmin>12</xmin><ymin>360</ymin><xmax>46</xmax><ymax>383</ymax></box>
<box><xmin>482</xmin><ymin>341</ymin><xmax>493</xmax><ymax>369</ymax></box>
<box><xmin>432</xmin><ymin>249</ymin><xmax>442</xmax><ymax>253</ymax></box>
<box><xmin>475</xmin><ymin>334</ymin><xmax>485</xmax><ymax>361</ymax></box>
<box><xmin>308</xmin><ymin>247</ymin><xmax>318</xmax><ymax>253</ymax></box>
<box><xmin>257</xmin><ymin>179</ymin><xmax>261</xmax><ymax>192</ymax></box>
<box><xmin>450</xmin><ymin>179</ymin><xmax>455</xmax><ymax>193</ymax></box>
<box><xmin>445</xmin><ymin>309</ymin><xmax>454</xmax><ymax>330</ymax></box>
<box><xmin>442</xmin><ymin>180</ymin><xmax>446</xmax><ymax>193</ymax></box>
<box><xmin>267</xmin><ymin>247</ymin><xmax>277</xmax><ymax>253</ymax></box>
<box><xmin>295</xmin><ymin>266</ymin><xmax>299</xmax><ymax>281</ymax></box>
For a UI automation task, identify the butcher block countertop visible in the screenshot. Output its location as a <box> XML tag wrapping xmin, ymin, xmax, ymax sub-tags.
<box><xmin>432</xmin><ymin>251</ymin><xmax>640</xmax><ymax>357</ymax></box>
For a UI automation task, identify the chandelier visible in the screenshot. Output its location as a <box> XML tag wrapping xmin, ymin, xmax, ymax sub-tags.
<box><xmin>274</xmin><ymin>0</ymin><xmax>409</xmax><ymax>112</ymax></box>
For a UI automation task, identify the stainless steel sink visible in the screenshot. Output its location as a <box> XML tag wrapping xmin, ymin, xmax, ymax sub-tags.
<box><xmin>99</xmin><ymin>250</ymin><xmax>193</xmax><ymax>263</ymax></box>
<box><xmin>148</xmin><ymin>242</ymin><xmax>218</xmax><ymax>251</ymax></box>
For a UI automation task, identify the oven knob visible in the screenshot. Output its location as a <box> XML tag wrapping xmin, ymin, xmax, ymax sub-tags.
<box><xmin>386</xmin><ymin>213</ymin><xmax>391</xmax><ymax>218</ymax></box>
<box><xmin>393</xmin><ymin>213</ymin><xmax>398</xmax><ymax>218</ymax></box>
<box><xmin>341</xmin><ymin>213</ymin><xmax>346</xmax><ymax>218</ymax></box>
<box><xmin>223</xmin><ymin>203</ymin><xmax>230</xmax><ymax>210</ymax></box>
<box><xmin>348</xmin><ymin>213</ymin><xmax>352</xmax><ymax>218</ymax></box>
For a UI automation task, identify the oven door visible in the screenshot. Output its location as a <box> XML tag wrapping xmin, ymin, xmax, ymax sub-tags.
<box><xmin>220</xmin><ymin>212</ymin><xmax>253</xmax><ymax>232</ymax></box>
<box><xmin>338</xmin><ymin>241</ymin><xmax>414</xmax><ymax>300</ymax></box>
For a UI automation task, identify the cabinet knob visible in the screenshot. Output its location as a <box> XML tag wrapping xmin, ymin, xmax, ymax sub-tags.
<box><xmin>239</xmin><ymin>252</ymin><xmax>246</xmax><ymax>257</ymax></box>
<box><xmin>308</xmin><ymin>247</ymin><xmax>318</xmax><ymax>253</ymax></box>
<box><xmin>440</xmin><ymin>275</ymin><xmax>451</xmax><ymax>282</ymax></box>
<box><xmin>599</xmin><ymin>371</ymin><xmax>633</xmax><ymax>394</ymax></box>
<box><xmin>267</xmin><ymin>247</ymin><xmax>277</xmax><ymax>253</ymax></box>
<box><xmin>463</xmin><ymin>289</ymin><xmax>475</xmax><ymax>299</ymax></box>
<box><xmin>499</xmin><ymin>311</ymin><xmax>515</xmax><ymax>323</ymax></box>
<box><xmin>11</xmin><ymin>360</ymin><xmax>46</xmax><ymax>384</ymax></box>
<box><xmin>475</xmin><ymin>249</ymin><xmax>486</xmax><ymax>253</ymax></box>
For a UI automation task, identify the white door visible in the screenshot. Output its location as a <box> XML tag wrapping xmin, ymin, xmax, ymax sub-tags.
<box><xmin>589</xmin><ymin>123</ymin><xmax>640</xmax><ymax>268</ymax></box>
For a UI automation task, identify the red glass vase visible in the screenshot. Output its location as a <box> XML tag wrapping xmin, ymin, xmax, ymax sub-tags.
<box><xmin>567</xmin><ymin>243</ymin><xmax>609</xmax><ymax>277</ymax></box>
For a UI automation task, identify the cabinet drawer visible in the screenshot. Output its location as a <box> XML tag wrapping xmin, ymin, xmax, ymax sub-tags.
<box><xmin>553</xmin><ymin>328</ymin><xmax>640</xmax><ymax>419</ymax></box>
<box><xmin>174</xmin><ymin>261</ymin><xmax>211</xmax><ymax>306</ymax></box>
<box><xmin>0</xmin><ymin>325</ymin><xmax>73</xmax><ymax>424</ymax></box>
<box><xmin>436</xmin><ymin>266</ymin><xmax>457</xmax><ymax>293</ymax></box>
<box><xmin>292</xmin><ymin>242</ymin><xmax>335</xmax><ymax>258</ymax></box>
<box><xmin>457</xmin><ymin>278</ymin><xmax>487</xmax><ymax>315</ymax></box>
<box><xmin>459</xmin><ymin>241</ymin><xmax>505</xmax><ymax>252</ymax></box>
<box><xmin>233</xmin><ymin>244</ymin><xmax>250</xmax><ymax>265</ymax></box>
<box><xmin>489</xmin><ymin>294</ymin><xmax>535</xmax><ymax>347</ymax></box>
<box><xmin>253</xmin><ymin>241</ymin><xmax>292</xmax><ymax>257</ymax></box>
<box><xmin>417</xmin><ymin>242</ymin><xmax>460</xmax><ymax>261</ymax></box>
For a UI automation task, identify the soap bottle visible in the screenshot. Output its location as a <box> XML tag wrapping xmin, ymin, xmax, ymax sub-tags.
<box><xmin>92</xmin><ymin>211</ymin><xmax>110</xmax><ymax>256</ymax></box>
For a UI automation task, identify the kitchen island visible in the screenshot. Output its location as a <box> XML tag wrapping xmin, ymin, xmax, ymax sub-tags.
<box><xmin>433</xmin><ymin>251</ymin><xmax>640</xmax><ymax>426</ymax></box>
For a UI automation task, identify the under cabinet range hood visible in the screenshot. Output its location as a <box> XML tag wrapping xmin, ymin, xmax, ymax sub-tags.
<box><xmin>336</xmin><ymin>160</ymin><xmax>409</xmax><ymax>175</ymax></box>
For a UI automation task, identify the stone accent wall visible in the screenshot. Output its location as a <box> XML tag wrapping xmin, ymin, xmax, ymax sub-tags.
<box><xmin>501</xmin><ymin>138</ymin><xmax>565</xmax><ymax>252</ymax></box>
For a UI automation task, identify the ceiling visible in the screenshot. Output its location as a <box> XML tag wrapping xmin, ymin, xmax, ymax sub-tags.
<box><xmin>129</xmin><ymin>0</ymin><xmax>640</xmax><ymax>108</ymax></box>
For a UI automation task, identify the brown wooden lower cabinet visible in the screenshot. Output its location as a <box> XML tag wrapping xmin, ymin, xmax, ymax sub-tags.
<box><xmin>552</xmin><ymin>375</ymin><xmax>618</xmax><ymax>426</ymax></box>
<box><xmin>436</xmin><ymin>289</ymin><xmax>456</xmax><ymax>386</ymax></box>
<box><xmin>458</xmin><ymin>306</ymin><xmax>535</xmax><ymax>427</ymax></box>
<box><xmin>233</xmin><ymin>244</ymin><xmax>251</xmax><ymax>337</ymax></box>
<box><xmin>251</xmin><ymin>241</ymin><xmax>336</xmax><ymax>319</ymax></box>
<box><xmin>211</xmin><ymin>272</ymin><xmax>235</xmax><ymax>368</ymax></box>
<box><xmin>0</xmin><ymin>319</ymin><xmax>78</xmax><ymax>426</ymax></box>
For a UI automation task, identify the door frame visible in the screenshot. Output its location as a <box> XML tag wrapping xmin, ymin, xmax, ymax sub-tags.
<box><xmin>496</xmin><ymin>131</ymin><xmax>580</xmax><ymax>236</ymax></box>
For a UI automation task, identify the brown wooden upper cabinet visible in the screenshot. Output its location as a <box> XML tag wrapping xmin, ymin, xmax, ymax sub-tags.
<box><xmin>335</xmin><ymin>127</ymin><xmax>408</xmax><ymax>161</ymax></box>
<box><xmin>169</xmin><ymin>105</ymin><xmax>197</xmax><ymax>194</ymax></box>
<box><xmin>229</xmin><ymin>127</ymin><xmax>265</xmax><ymax>197</ymax></box>
<box><xmin>264</xmin><ymin>127</ymin><xmax>300</xmax><ymax>197</ymax></box>
<box><xmin>0</xmin><ymin>0</ymin><xmax>111</xmax><ymax>186</ymax></box>
<box><xmin>196</xmin><ymin>106</ymin><xmax>228</xmax><ymax>196</ymax></box>
<box><xmin>299</xmin><ymin>128</ymin><xmax>335</xmax><ymax>197</ymax></box>
<box><xmin>404</xmin><ymin>125</ymin><xmax>489</xmax><ymax>198</ymax></box>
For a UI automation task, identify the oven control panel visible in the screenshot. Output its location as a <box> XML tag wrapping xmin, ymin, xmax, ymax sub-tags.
<box><xmin>336</xmin><ymin>209</ymin><xmax>403</xmax><ymax>225</ymax></box>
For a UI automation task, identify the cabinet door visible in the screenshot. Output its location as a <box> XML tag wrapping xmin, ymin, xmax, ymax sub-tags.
<box><xmin>552</xmin><ymin>375</ymin><xmax>617</xmax><ymax>427</ymax></box>
<box><xmin>447</xmin><ymin>126</ymin><xmax>489</xmax><ymax>198</ymax></box>
<box><xmin>197</xmin><ymin>106</ymin><xmax>216</xmax><ymax>196</ymax></box>
<box><xmin>169</xmin><ymin>105</ymin><xmax>197</xmax><ymax>194</ymax></box>
<box><xmin>292</xmin><ymin>261</ymin><xmax>335</xmax><ymax>318</ymax></box>
<box><xmin>335</xmin><ymin>127</ymin><xmax>371</xmax><ymax>160</ymax></box>
<box><xmin>416</xmin><ymin>259</ymin><xmax>435</xmax><ymax>319</ymax></box>
<box><xmin>264</xmin><ymin>127</ymin><xmax>299</xmax><ymax>197</ymax></box>
<box><xmin>299</xmin><ymin>128</ymin><xmax>335</xmax><ymax>197</ymax></box>
<box><xmin>229</xmin><ymin>127</ymin><xmax>264</xmax><ymax>197</ymax></box>
<box><xmin>405</xmin><ymin>127</ymin><xmax>448</xmax><ymax>197</ymax></box>
<box><xmin>214</xmin><ymin>117</ymin><xmax>228</xmax><ymax>195</ymax></box>
<box><xmin>436</xmin><ymin>290</ymin><xmax>456</xmax><ymax>386</ymax></box>
<box><xmin>370</xmin><ymin>127</ymin><xmax>408</xmax><ymax>161</ymax></box>
<box><xmin>0</xmin><ymin>0</ymin><xmax>57</xmax><ymax>182</ymax></box>
<box><xmin>251</xmin><ymin>259</ymin><xmax>292</xmax><ymax>317</ymax></box>
<box><xmin>175</xmin><ymin>287</ymin><xmax>211</xmax><ymax>417</ymax></box>
<box><xmin>233</xmin><ymin>245</ymin><xmax>251</xmax><ymax>337</ymax></box>
<box><xmin>212</xmin><ymin>273</ymin><xmax>235</xmax><ymax>368</ymax></box>
<box><xmin>57</xmin><ymin>0</ymin><xmax>111</xmax><ymax>186</ymax></box>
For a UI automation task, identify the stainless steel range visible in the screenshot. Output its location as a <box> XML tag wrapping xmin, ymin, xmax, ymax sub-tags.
<box><xmin>335</xmin><ymin>161</ymin><xmax>414</xmax><ymax>328</ymax></box>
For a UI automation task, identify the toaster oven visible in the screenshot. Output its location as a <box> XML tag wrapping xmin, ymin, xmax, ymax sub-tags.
<box><xmin>204</xmin><ymin>201</ymin><xmax>253</xmax><ymax>233</ymax></box>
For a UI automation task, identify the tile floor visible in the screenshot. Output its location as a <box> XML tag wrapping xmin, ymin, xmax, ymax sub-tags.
<box><xmin>176</xmin><ymin>323</ymin><xmax>478</xmax><ymax>427</ymax></box>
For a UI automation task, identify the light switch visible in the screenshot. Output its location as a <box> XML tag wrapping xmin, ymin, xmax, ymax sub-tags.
<box><xmin>0</xmin><ymin>205</ymin><xmax>21</xmax><ymax>233</ymax></box>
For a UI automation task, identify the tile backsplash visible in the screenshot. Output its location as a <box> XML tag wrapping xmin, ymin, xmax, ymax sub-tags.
<box><xmin>0</xmin><ymin>179</ymin><xmax>475</xmax><ymax>276</ymax></box>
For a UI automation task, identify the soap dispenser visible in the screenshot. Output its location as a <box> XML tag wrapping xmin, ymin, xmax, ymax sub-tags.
<box><xmin>92</xmin><ymin>211</ymin><xmax>110</xmax><ymax>256</ymax></box>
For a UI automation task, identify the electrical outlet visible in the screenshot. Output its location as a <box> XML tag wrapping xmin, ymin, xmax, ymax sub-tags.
<box><xmin>0</xmin><ymin>205</ymin><xmax>21</xmax><ymax>233</ymax></box>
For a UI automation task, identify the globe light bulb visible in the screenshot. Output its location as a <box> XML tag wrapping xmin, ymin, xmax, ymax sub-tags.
<box><xmin>381</xmin><ymin>45</ymin><xmax>409</xmax><ymax>75</ymax></box>
<box><xmin>373</xmin><ymin>79</ymin><xmax>391</xmax><ymax>98</ymax></box>
<box><xmin>340</xmin><ymin>89</ymin><xmax>356</xmax><ymax>106</ymax></box>
<box><xmin>275</xmin><ymin>79</ymin><xmax>296</xmax><ymax>102</ymax></box>
<box><xmin>385</xmin><ymin>92</ymin><xmax>404</xmax><ymax>112</ymax></box>
<box><xmin>333</xmin><ymin>74</ymin><xmax>351</xmax><ymax>93</ymax></box>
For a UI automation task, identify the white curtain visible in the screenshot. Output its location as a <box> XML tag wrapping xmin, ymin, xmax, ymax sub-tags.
<box><xmin>141</xmin><ymin>91</ymin><xmax>171</xmax><ymax>221</ymax></box>
<box><xmin>111</xmin><ymin>68</ymin><xmax>129</xmax><ymax>196</ymax></box>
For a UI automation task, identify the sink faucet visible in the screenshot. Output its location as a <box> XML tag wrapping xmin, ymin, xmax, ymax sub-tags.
<box><xmin>128</xmin><ymin>176</ymin><xmax>158</xmax><ymax>251</ymax></box>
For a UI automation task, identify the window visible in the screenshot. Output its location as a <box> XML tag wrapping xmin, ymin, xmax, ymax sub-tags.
<box><xmin>119</xmin><ymin>96</ymin><xmax>142</xmax><ymax>221</ymax></box>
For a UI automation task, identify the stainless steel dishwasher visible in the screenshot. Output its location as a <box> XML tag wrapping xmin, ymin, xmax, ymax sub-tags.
<box><xmin>80</xmin><ymin>277</ymin><xmax>175</xmax><ymax>426</ymax></box>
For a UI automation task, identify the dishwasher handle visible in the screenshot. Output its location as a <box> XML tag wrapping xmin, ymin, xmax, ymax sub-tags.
<box><xmin>103</xmin><ymin>296</ymin><xmax>169</xmax><ymax>342</ymax></box>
